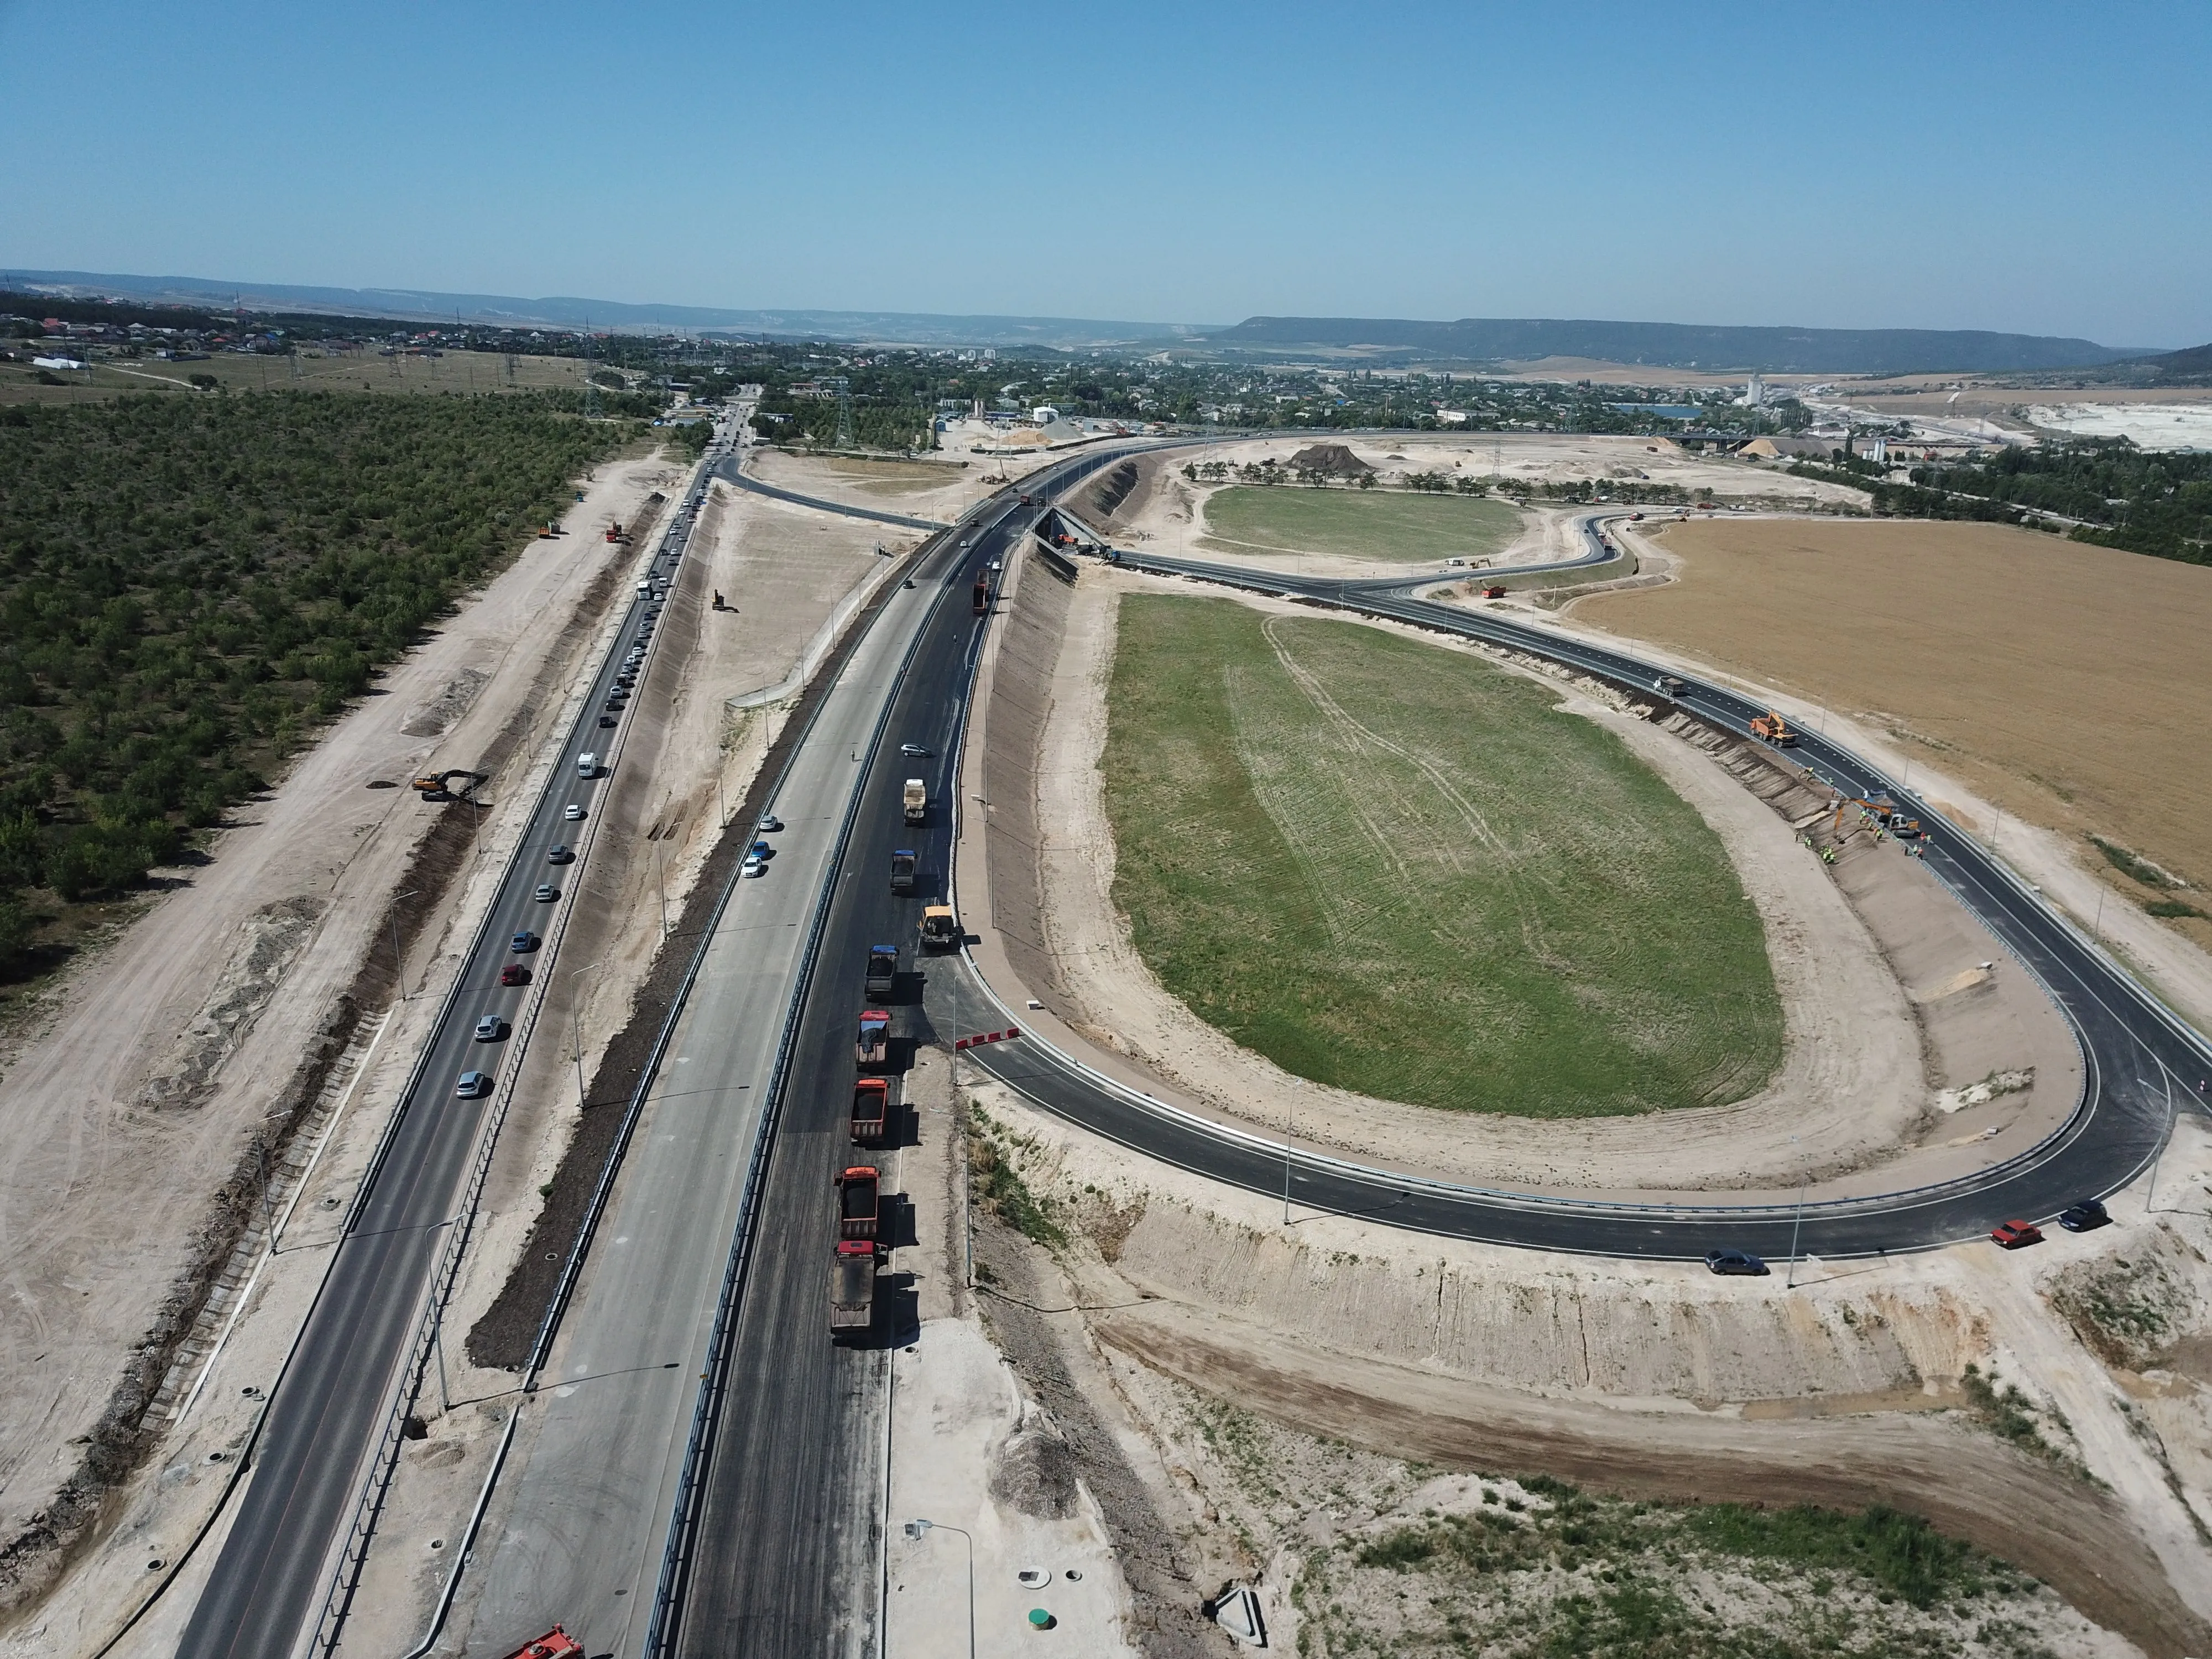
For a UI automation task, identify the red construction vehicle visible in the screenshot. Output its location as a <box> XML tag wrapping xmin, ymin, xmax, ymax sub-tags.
<box><xmin>1750</xmin><ymin>711</ymin><xmax>1798</xmax><ymax>747</ymax></box>
<box><xmin>856</xmin><ymin>1010</ymin><xmax>890</xmax><ymax>1068</ymax></box>
<box><xmin>604</xmin><ymin>521</ymin><xmax>627</xmax><ymax>544</ymax></box>
<box><xmin>502</xmin><ymin>1630</ymin><xmax>584</xmax><ymax>1659</ymax></box>
<box><xmin>837</xmin><ymin>1166</ymin><xmax>882</xmax><ymax>1242</ymax></box>
<box><xmin>1479</xmin><ymin>583</ymin><xmax>1507</xmax><ymax>599</ymax></box>
<box><xmin>851</xmin><ymin>1078</ymin><xmax>889</xmax><ymax>1145</ymax></box>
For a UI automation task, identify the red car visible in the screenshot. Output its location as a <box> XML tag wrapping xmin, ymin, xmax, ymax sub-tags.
<box><xmin>1991</xmin><ymin>1220</ymin><xmax>2043</xmax><ymax>1249</ymax></box>
<box><xmin>499</xmin><ymin>963</ymin><xmax>531</xmax><ymax>987</ymax></box>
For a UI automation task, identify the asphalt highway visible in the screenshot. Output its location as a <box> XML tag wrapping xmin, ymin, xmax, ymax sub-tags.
<box><xmin>941</xmin><ymin>519</ymin><xmax>2207</xmax><ymax>1257</ymax></box>
<box><xmin>176</xmin><ymin>425</ymin><xmax>732</xmax><ymax>1659</ymax></box>
<box><xmin>294</xmin><ymin>435</ymin><xmax>2209</xmax><ymax>1659</ymax></box>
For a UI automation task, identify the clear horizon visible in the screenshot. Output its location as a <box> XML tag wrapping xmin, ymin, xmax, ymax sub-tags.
<box><xmin>3</xmin><ymin>1</ymin><xmax>2206</xmax><ymax>348</ymax></box>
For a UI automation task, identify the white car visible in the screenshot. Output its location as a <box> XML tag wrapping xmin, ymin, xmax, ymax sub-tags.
<box><xmin>757</xmin><ymin>815</ymin><xmax>784</xmax><ymax>834</ymax></box>
<box><xmin>742</xmin><ymin>854</ymin><xmax>766</xmax><ymax>878</ymax></box>
<box><xmin>565</xmin><ymin>804</ymin><xmax>586</xmax><ymax>821</ymax></box>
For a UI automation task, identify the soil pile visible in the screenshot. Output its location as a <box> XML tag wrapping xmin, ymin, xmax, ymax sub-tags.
<box><xmin>1287</xmin><ymin>442</ymin><xmax>1370</xmax><ymax>477</ymax></box>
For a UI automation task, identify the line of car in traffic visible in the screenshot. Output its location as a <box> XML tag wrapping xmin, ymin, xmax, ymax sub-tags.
<box><xmin>1704</xmin><ymin>1196</ymin><xmax>2111</xmax><ymax>1275</ymax></box>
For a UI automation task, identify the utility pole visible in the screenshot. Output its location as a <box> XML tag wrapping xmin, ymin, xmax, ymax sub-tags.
<box><xmin>568</xmin><ymin>961</ymin><xmax>603</xmax><ymax>1109</ymax></box>
<box><xmin>389</xmin><ymin>889</ymin><xmax>420</xmax><ymax>999</ymax></box>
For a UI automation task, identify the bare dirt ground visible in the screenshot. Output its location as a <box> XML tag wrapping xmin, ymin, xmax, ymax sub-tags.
<box><xmin>0</xmin><ymin>446</ymin><xmax>681</xmax><ymax>1618</ymax></box>
<box><xmin>1089</xmin><ymin>435</ymin><xmax>1864</xmax><ymax>582</ymax></box>
<box><xmin>1569</xmin><ymin>518</ymin><xmax>2212</xmax><ymax>1026</ymax></box>
<box><xmin>745</xmin><ymin>440</ymin><xmax>1068</xmax><ymax>525</ymax></box>
<box><xmin>963</xmin><ymin>1082</ymin><xmax>2212</xmax><ymax>1657</ymax></box>
<box><xmin>984</xmin><ymin>565</ymin><xmax>2076</xmax><ymax>1198</ymax></box>
<box><xmin>1</xmin><ymin>447</ymin><xmax>928</xmax><ymax>1653</ymax></box>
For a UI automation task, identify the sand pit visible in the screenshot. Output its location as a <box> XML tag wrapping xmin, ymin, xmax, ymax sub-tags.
<box><xmin>1572</xmin><ymin>519</ymin><xmax>2212</xmax><ymax>966</ymax></box>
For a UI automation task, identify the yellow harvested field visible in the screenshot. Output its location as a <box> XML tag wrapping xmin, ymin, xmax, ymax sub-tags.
<box><xmin>1574</xmin><ymin>520</ymin><xmax>2212</xmax><ymax>942</ymax></box>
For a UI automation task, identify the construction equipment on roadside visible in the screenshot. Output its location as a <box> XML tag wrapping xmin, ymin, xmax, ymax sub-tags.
<box><xmin>856</xmin><ymin>1009</ymin><xmax>891</xmax><ymax>1070</ymax></box>
<box><xmin>830</xmin><ymin>1238</ymin><xmax>879</xmax><ymax>1337</ymax></box>
<box><xmin>411</xmin><ymin>769</ymin><xmax>489</xmax><ymax>802</ymax></box>
<box><xmin>1479</xmin><ymin>583</ymin><xmax>1507</xmax><ymax>599</ymax></box>
<box><xmin>605</xmin><ymin>520</ymin><xmax>628</xmax><ymax>544</ymax></box>
<box><xmin>500</xmin><ymin>1630</ymin><xmax>583</xmax><ymax>1659</ymax></box>
<box><xmin>851</xmin><ymin>1078</ymin><xmax>889</xmax><ymax>1145</ymax></box>
<box><xmin>1749</xmin><ymin>711</ymin><xmax>1798</xmax><ymax>747</ymax></box>
<box><xmin>836</xmin><ymin>1165</ymin><xmax>883</xmax><ymax>1241</ymax></box>
<box><xmin>919</xmin><ymin>904</ymin><xmax>959</xmax><ymax>951</ymax></box>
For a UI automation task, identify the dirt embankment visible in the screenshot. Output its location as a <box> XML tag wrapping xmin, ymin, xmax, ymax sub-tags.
<box><xmin>0</xmin><ymin>463</ymin><xmax>672</xmax><ymax>1619</ymax></box>
<box><xmin>968</xmin><ymin>1086</ymin><xmax>2212</xmax><ymax>1658</ymax></box>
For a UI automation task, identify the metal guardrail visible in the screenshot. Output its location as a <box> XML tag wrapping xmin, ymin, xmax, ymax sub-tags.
<box><xmin>307</xmin><ymin>439</ymin><xmax>727</xmax><ymax>1652</ymax></box>
<box><xmin>638</xmin><ymin>501</ymin><xmax>998</xmax><ymax>1659</ymax></box>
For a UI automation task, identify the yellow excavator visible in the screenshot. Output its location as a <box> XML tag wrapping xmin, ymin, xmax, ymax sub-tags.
<box><xmin>411</xmin><ymin>769</ymin><xmax>489</xmax><ymax>802</ymax></box>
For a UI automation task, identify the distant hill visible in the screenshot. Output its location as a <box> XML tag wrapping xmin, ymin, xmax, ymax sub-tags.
<box><xmin>1203</xmin><ymin>315</ymin><xmax>2151</xmax><ymax>375</ymax></box>
<box><xmin>0</xmin><ymin>268</ymin><xmax>1212</xmax><ymax>349</ymax></box>
<box><xmin>2135</xmin><ymin>341</ymin><xmax>2212</xmax><ymax>383</ymax></box>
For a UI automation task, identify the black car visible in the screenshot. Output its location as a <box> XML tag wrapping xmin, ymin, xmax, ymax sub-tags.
<box><xmin>1705</xmin><ymin>1249</ymin><xmax>1770</xmax><ymax>1276</ymax></box>
<box><xmin>2058</xmin><ymin>1198</ymin><xmax>2110</xmax><ymax>1232</ymax></box>
<box><xmin>598</xmin><ymin>713</ymin><xmax>618</xmax><ymax>727</ymax></box>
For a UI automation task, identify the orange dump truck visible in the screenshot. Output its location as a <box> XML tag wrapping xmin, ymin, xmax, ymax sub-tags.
<box><xmin>837</xmin><ymin>1166</ymin><xmax>881</xmax><ymax>1242</ymax></box>
<box><xmin>851</xmin><ymin>1078</ymin><xmax>888</xmax><ymax>1145</ymax></box>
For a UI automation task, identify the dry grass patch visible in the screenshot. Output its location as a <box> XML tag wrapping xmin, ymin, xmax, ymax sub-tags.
<box><xmin>1578</xmin><ymin>519</ymin><xmax>2212</xmax><ymax>948</ymax></box>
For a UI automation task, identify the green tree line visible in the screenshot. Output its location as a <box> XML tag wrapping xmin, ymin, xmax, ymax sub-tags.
<box><xmin>0</xmin><ymin>390</ymin><xmax>643</xmax><ymax>975</ymax></box>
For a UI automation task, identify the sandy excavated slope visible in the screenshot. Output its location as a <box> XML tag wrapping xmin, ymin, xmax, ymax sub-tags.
<box><xmin>971</xmin><ymin>1084</ymin><xmax>2212</xmax><ymax>1658</ymax></box>
<box><xmin>0</xmin><ymin>450</ymin><xmax>682</xmax><ymax>1557</ymax></box>
<box><xmin>1002</xmin><ymin>568</ymin><xmax>2074</xmax><ymax>1197</ymax></box>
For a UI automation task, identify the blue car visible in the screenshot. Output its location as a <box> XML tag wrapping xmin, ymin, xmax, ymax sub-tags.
<box><xmin>1705</xmin><ymin>1249</ymin><xmax>1770</xmax><ymax>1276</ymax></box>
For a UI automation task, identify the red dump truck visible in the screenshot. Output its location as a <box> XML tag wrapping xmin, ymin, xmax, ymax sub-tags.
<box><xmin>831</xmin><ymin>1239</ymin><xmax>878</xmax><ymax>1337</ymax></box>
<box><xmin>502</xmin><ymin>1630</ymin><xmax>584</xmax><ymax>1659</ymax></box>
<box><xmin>851</xmin><ymin>1078</ymin><xmax>889</xmax><ymax>1145</ymax></box>
<box><xmin>837</xmin><ymin>1165</ymin><xmax>882</xmax><ymax>1242</ymax></box>
<box><xmin>972</xmin><ymin>573</ymin><xmax>992</xmax><ymax>615</ymax></box>
<box><xmin>856</xmin><ymin>1009</ymin><xmax>890</xmax><ymax>1068</ymax></box>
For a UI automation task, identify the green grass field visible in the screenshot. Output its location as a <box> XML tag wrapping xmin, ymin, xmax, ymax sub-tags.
<box><xmin>1201</xmin><ymin>485</ymin><xmax>1522</xmax><ymax>562</ymax></box>
<box><xmin>1102</xmin><ymin>596</ymin><xmax>1781</xmax><ymax>1117</ymax></box>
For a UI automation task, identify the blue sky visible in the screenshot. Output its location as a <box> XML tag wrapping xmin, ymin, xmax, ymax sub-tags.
<box><xmin>3</xmin><ymin>1</ymin><xmax>2207</xmax><ymax>345</ymax></box>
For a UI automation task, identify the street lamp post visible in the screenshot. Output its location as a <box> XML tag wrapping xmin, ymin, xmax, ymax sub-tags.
<box><xmin>389</xmin><ymin>890</ymin><xmax>420</xmax><ymax>999</ymax></box>
<box><xmin>568</xmin><ymin>961</ymin><xmax>603</xmax><ymax>1109</ymax></box>
<box><xmin>902</xmin><ymin>1520</ymin><xmax>974</xmax><ymax>1659</ymax></box>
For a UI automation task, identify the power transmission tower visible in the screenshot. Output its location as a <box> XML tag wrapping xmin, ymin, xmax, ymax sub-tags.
<box><xmin>834</xmin><ymin>389</ymin><xmax>854</xmax><ymax>450</ymax></box>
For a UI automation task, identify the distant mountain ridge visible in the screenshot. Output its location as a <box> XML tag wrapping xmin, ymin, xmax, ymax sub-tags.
<box><xmin>1203</xmin><ymin>315</ymin><xmax>2155</xmax><ymax>375</ymax></box>
<box><xmin>0</xmin><ymin>268</ymin><xmax>1211</xmax><ymax>348</ymax></box>
<box><xmin>2138</xmin><ymin>341</ymin><xmax>2212</xmax><ymax>383</ymax></box>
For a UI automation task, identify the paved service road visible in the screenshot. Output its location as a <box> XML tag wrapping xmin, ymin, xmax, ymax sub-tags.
<box><xmin>937</xmin><ymin>514</ymin><xmax>2207</xmax><ymax>1260</ymax></box>
<box><xmin>177</xmin><ymin>421</ymin><xmax>734</xmax><ymax>1659</ymax></box>
<box><xmin>459</xmin><ymin>489</ymin><xmax>1011</xmax><ymax>1656</ymax></box>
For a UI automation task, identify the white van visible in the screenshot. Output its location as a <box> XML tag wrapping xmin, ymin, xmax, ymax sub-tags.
<box><xmin>577</xmin><ymin>752</ymin><xmax>598</xmax><ymax>779</ymax></box>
